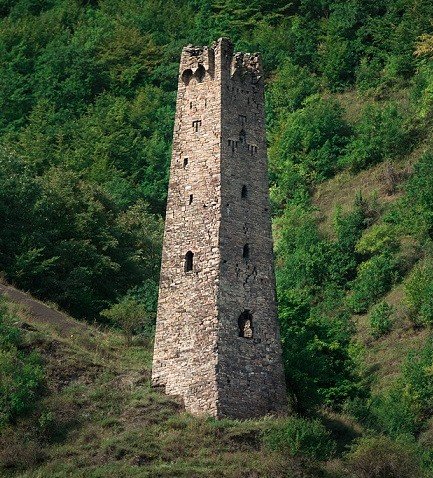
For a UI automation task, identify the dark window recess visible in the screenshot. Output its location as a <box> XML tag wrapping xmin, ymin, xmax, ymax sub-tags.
<box><xmin>185</xmin><ymin>251</ymin><xmax>194</xmax><ymax>272</ymax></box>
<box><xmin>243</xmin><ymin>244</ymin><xmax>250</xmax><ymax>260</ymax></box>
<box><xmin>181</xmin><ymin>69</ymin><xmax>193</xmax><ymax>85</ymax></box>
<box><xmin>192</xmin><ymin>120</ymin><xmax>202</xmax><ymax>132</ymax></box>
<box><xmin>195</xmin><ymin>65</ymin><xmax>206</xmax><ymax>83</ymax></box>
<box><xmin>239</xmin><ymin>129</ymin><xmax>246</xmax><ymax>143</ymax></box>
<box><xmin>248</xmin><ymin>144</ymin><xmax>258</xmax><ymax>154</ymax></box>
<box><xmin>238</xmin><ymin>310</ymin><xmax>253</xmax><ymax>338</ymax></box>
<box><xmin>183</xmin><ymin>157</ymin><xmax>189</xmax><ymax>168</ymax></box>
<box><xmin>190</xmin><ymin>101</ymin><xmax>193</xmax><ymax>109</ymax></box>
<box><xmin>189</xmin><ymin>194</ymin><xmax>193</xmax><ymax>205</ymax></box>
<box><xmin>239</xmin><ymin>114</ymin><xmax>247</xmax><ymax>126</ymax></box>
<box><xmin>241</xmin><ymin>185</ymin><xmax>248</xmax><ymax>198</ymax></box>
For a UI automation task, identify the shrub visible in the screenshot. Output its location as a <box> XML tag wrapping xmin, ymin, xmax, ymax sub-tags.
<box><xmin>269</xmin><ymin>96</ymin><xmax>351</xmax><ymax>206</ymax></box>
<box><xmin>397</xmin><ymin>153</ymin><xmax>433</xmax><ymax>239</ymax></box>
<box><xmin>411</xmin><ymin>61</ymin><xmax>433</xmax><ymax>120</ymax></box>
<box><xmin>355</xmin><ymin>223</ymin><xmax>398</xmax><ymax>256</ymax></box>
<box><xmin>348</xmin><ymin>253</ymin><xmax>399</xmax><ymax>314</ymax></box>
<box><xmin>266</xmin><ymin>59</ymin><xmax>318</xmax><ymax>128</ymax></box>
<box><xmin>365</xmin><ymin>340</ymin><xmax>433</xmax><ymax>438</ymax></box>
<box><xmin>405</xmin><ymin>261</ymin><xmax>433</xmax><ymax>326</ymax></box>
<box><xmin>0</xmin><ymin>301</ymin><xmax>44</xmax><ymax>426</ymax></box>
<box><xmin>369</xmin><ymin>301</ymin><xmax>393</xmax><ymax>338</ymax></box>
<box><xmin>402</xmin><ymin>339</ymin><xmax>433</xmax><ymax>421</ymax></box>
<box><xmin>262</xmin><ymin>416</ymin><xmax>335</xmax><ymax>461</ymax></box>
<box><xmin>346</xmin><ymin>435</ymin><xmax>424</xmax><ymax>478</ymax></box>
<box><xmin>101</xmin><ymin>296</ymin><xmax>154</xmax><ymax>345</ymax></box>
<box><xmin>368</xmin><ymin>386</ymin><xmax>419</xmax><ymax>438</ymax></box>
<box><xmin>340</xmin><ymin>103</ymin><xmax>411</xmax><ymax>173</ymax></box>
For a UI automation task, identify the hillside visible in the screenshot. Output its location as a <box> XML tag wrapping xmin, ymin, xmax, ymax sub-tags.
<box><xmin>2</xmin><ymin>0</ymin><xmax>433</xmax><ymax>477</ymax></box>
<box><xmin>0</xmin><ymin>291</ymin><xmax>335</xmax><ymax>478</ymax></box>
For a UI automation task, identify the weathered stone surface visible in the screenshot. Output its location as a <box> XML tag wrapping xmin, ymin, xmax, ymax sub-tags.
<box><xmin>152</xmin><ymin>38</ymin><xmax>287</xmax><ymax>419</ymax></box>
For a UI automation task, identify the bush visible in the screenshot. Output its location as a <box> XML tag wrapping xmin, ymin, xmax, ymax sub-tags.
<box><xmin>402</xmin><ymin>339</ymin><xmax>433</xmax><ymax>422</ymax></box>
<box><xmin>269</xmin><ymin>96</ymin><xmax>351</xmax><ymax>206</ymax></box>
<box><xmin>340</xmin><ymin>103</ymin><xmax>411</xmax><ymax>173</ymax></box>
<box><xmin>348</xmin><ymin>253</ymin><xmax>399</xmax><ymax>314</ymax></box>
<box><xmin>368</xmin><ymin>386</ymin><xmax>419</xmax><ymax>438</ymax></box>
<box><xmin>0</xmin><ymin>301</ymin><xmax>44</xmax><ymax>426</ymax></box>
<box><xmin>355</xmin><ymin>223</ymin><xmax>398</xmax><ymax>256</ymax></box>
<box><xmin>364</xmin><ymin>340</ymin><xmax>433</xmax><ymax>438</ymax></box>
<box><xmin>369</xmin><ymin>301</ymin><xmax>394</xmax><ymax>338</ymax></box>
<box><xmin>405</xmin><ymin>261</ymin><xmax>433</xmax><ymax>326</ymax></box>
<box><xmin>262</xmin><ymin>416</ymin><xmax>335</xmax><ymax>461</ymax></box>
<box><xmin>346</xmin><ymin>435</ymin><xmax>424</xmax><ymax>478</ymax></box>
<box><xmin>266</xmin><ymin>59</ymin><xmax>318</xmax><ymax>128</ymax></box>
<box><xmin>411</xmin><ymin>62</ymin><xmax>433</xmax><ymax>120</ymax></box>
<box><xmin>101</xmin><ymin>296</ymin><xmax>154</xmax><ymax>345</ymax></box>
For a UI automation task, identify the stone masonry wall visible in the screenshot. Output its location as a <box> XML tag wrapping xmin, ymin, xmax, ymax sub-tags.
<box><xmin>152</xmin><ymin>38</ymin><xmax>287</xmax><ymax>418</ymax></box>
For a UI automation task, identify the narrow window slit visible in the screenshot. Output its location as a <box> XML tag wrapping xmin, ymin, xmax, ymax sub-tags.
<box><xmin>185</xmin><ymin>251</ymin><xmax>194</xmax><ymax>272</ymax></box>
<box><xmin>183</xmin><ymin>157</ymin><xmax>189</xmax><ymax>168</ymax></box>
<box><xmin>241</xmin><ymin>185</ymin><xmax>248</xmax><ymax>198</ymax></box>
<box><xmin>243</xmin><ymin>244</ymin><xmax>250</xmax><ymax>260</ymax></box>
<box><xmin>189</xmin><ymin>194</ymin><xmax>193</xmax><ymax>205</ymax></box>
<box><xmin>192</xmin><ymin>120</ymin><xmax>202</xmax><ymax>132</ymax></box>
<box><xmin>238</xmin><ymin>310</ymin><xmax>253</xmax><ymax>338</ymax></box>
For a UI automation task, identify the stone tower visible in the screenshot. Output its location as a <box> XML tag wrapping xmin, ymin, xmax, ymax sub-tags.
<box><xmin>152</xmin><ymin>38</ymin><xmax>287</xmax><ymax>419</ymax></box>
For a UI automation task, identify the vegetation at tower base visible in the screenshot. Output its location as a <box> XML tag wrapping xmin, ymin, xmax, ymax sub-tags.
<box><xmin>2</xmin><ymin>0</ymin><xmax>433</xmax><ymax>475</ymax></box>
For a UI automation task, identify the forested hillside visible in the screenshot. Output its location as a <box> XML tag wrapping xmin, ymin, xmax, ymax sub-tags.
<box><xmin>2</xmin><ymin>0</ymin><xmax>433</xmax><ymax>476</ymax></box>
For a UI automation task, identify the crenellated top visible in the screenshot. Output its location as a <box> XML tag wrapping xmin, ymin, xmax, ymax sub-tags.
<box><xmin>180</xmin><ymin>44</ymin><xmax>215</xmax><ymax>84</ymax></box>
<box><xmin>179</xmin><ymin>38</ymin><xmax>262</xmax><ymax>85</ymax></box>
<box><xmin>230</xmin><ymin>52</ymin><xmax>262</xmax><ymax>84</ymax></box>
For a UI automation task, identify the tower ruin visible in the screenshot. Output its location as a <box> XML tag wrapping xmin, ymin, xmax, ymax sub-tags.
<box><xmin>152</xmin><ymin>38</ymin><xmax>287</xmax><ymax>419</ymax></box>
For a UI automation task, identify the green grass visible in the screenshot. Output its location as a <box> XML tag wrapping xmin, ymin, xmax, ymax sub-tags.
<box><xmin>0</xmin><ymin>298</ymin><xmax>345</xmax><ymax>478</ymax></box>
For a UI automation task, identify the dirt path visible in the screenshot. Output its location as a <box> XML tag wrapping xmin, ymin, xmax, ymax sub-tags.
<box><xmin>0</xmin><ymin>283</ymin><xmax>87</xmax><ymax>337</ymax></box>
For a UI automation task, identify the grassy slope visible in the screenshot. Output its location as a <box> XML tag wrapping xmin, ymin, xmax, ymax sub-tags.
<box><xmin>0</xmin><ymin>292</ymin><xmax>329</xmax><ymax>478</ymax></box>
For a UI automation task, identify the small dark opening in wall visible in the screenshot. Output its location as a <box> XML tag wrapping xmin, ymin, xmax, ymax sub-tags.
<box><xmin>181</xmin><ymin>69</ymin><xmax>193</xmax><ymax>85</ymax></box>
<box><xmin>242</xmin><ymin>244</ymin><xmax>250</xmax><ymax>260</ymax></box>
<box><xmin>243</xmin><ymin>244</ymin><xmax>250</xmax><ymax>260</ymax></box>
<box><xmin>183</xmin><ymin>157</ymin><xmax>189</xmax><ymax>168</ymax></box>
<box><xmin>241</xmin><ymin>185</ymin><xmax>248</xmax><ymax>198</ymax></box>
<box><xmin>239</xmin><ymin>129</ymin><xmax>246</xmax><ymax>143</ymax></box>
<box><xmin>238</xmin><ymin>310</ymin><xmax>253</xmax><ymax>338</ymax></box>
<box><xmin>192</xmin><ymin>120</ymin><xmax>202</xmax><ymax>132</ymax></box>
<box><xmin>189</xmin><ymin>194</ymin><xmax>193</xmax><ymax>205</ymax></box>
<box><xmin>195</xmin><ymin>65</ymin><xmax>206</xmax><ymax>83</ymax></box>
<box><xmin>185</xmin><ymin>251</ymin><xmax>194</xmax><ymax>272</ymax></box>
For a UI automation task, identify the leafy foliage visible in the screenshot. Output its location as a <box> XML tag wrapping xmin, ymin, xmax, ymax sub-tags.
<box><xmin>263</xmin><ymin>416</ymin><xmax>335</xmax><ymax>461</ymax></box>
<box><xmin>369</xmin><ymin>301</ymin><xmax>393</xmax><ymax>338</ymax></box>
<box><xmin>0</xmin><ymin>300</ymin><xmax>43</xmax><ymax>426</ymax></box>
<box><xmin>346</xmin><ymin>435</ymin><xmax>424</xmax><ymax>478</ymax></box>
<box><xmin>405</xmin><ymin>261</ymin><xmax>433</xmax><ymax>326</ymax></box>
<box><xmin>348</xmin><ymin>253</ymin><xmax>399</xmax><ymax>314</ymax></box>
<box><xmin>101</xmin><ymin>296</ymin><xmax>154</xmax><ymax>345</ymax></box>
